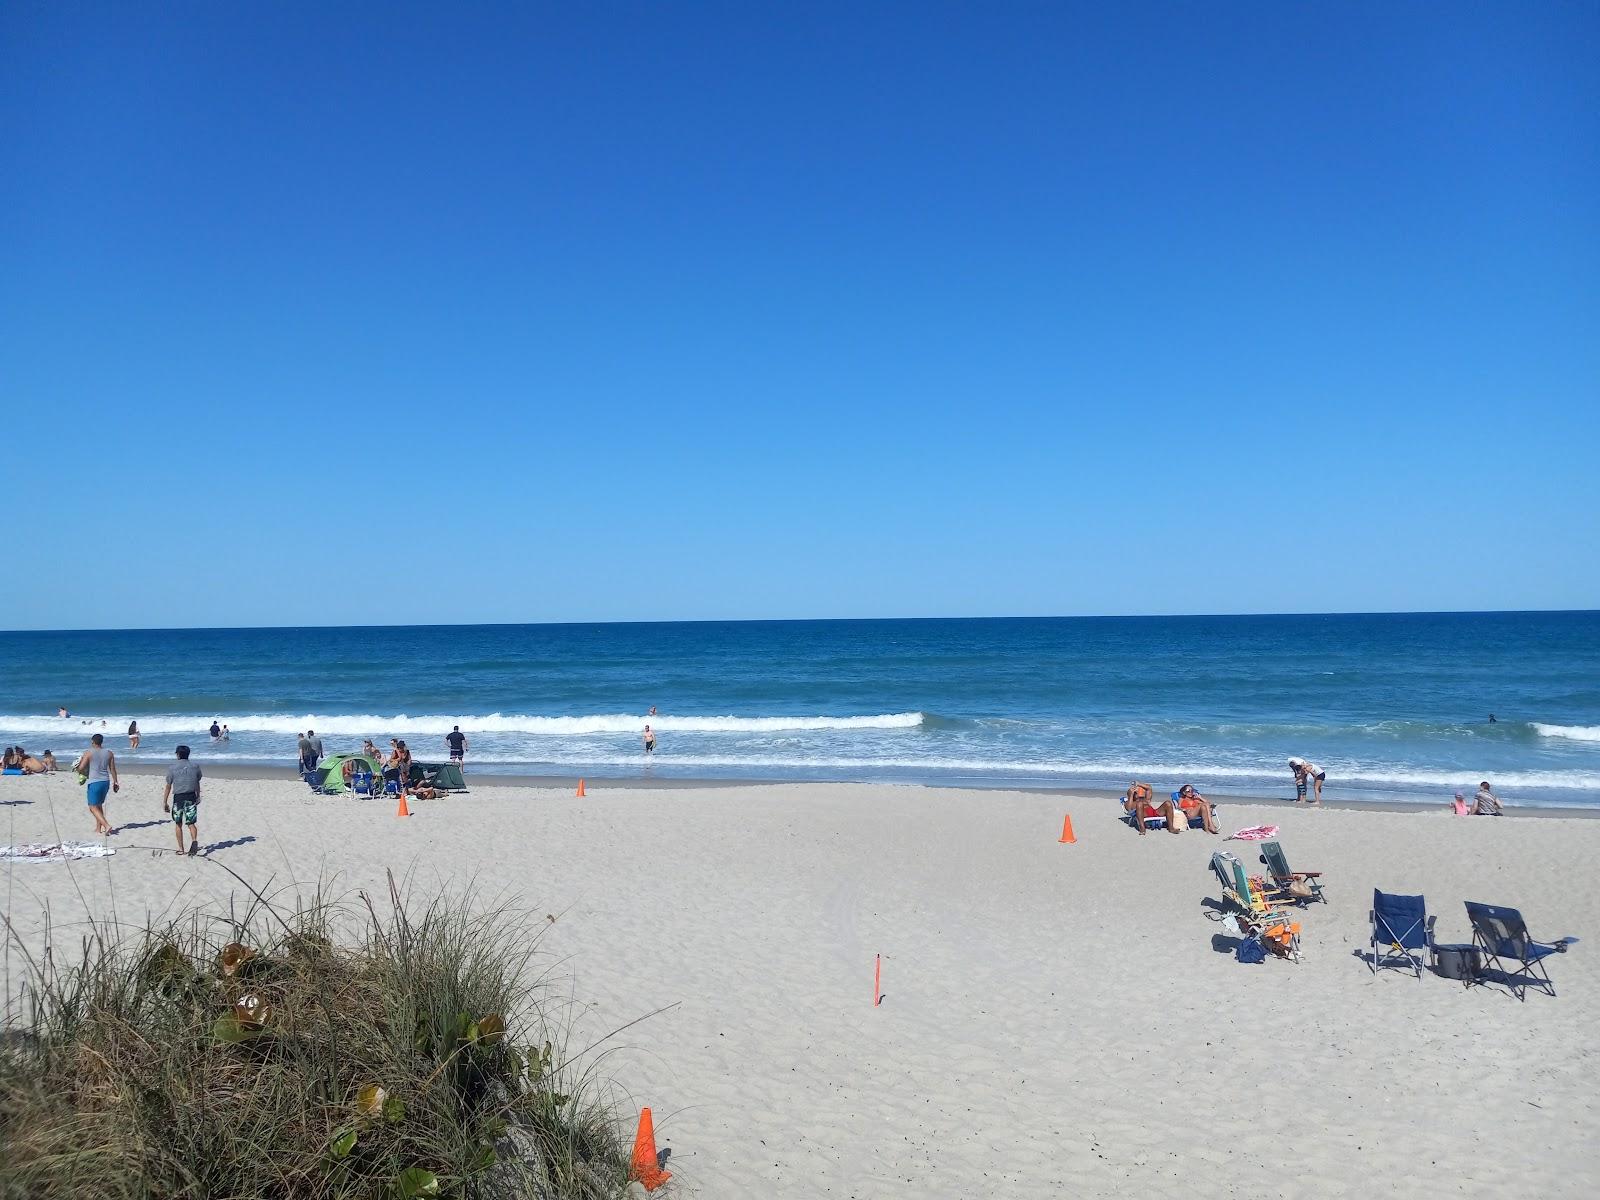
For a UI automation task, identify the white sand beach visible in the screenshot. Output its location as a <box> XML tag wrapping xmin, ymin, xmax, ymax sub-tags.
<box><xmin>3</xmin><ymin>771</ymin><xmax>1597</xmax><ymax>1199</ymax></box>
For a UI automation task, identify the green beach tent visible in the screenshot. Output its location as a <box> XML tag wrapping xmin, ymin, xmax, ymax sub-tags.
<box><xmin>411</xmin><ymin>760</ymin><xmax>466</xmax><ymax>790</ymax></box>
<box><xmin>318</xmin><ymin>753</ymin><xmax>383</xmax><ymax>793</ymax></box>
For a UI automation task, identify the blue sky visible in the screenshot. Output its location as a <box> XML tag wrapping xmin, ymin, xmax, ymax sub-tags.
<box><xmin>3</xmin><ymin>2</ymin><xmax>1595</xmax><ymax>629</ymax></box>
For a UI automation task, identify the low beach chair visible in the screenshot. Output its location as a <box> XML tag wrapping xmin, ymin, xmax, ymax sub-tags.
<box><xmin>1119</xmin><ymin>789</ymin><xmax>1168</xmax><ymax>832</ymax></box>
<box><xmin>1170</xmin><ymin>791</ymin><xmax>1219</xmax><ymax>831</ymax></box>
<box><xmin>1211</xmin><ymin>852</ymin><xmax>1302</xmax><ymax>961</ymax></box>
<box><xmin>1212</xmin><ymin>852</ymin><xmax>1297</xmax><ymax>920</ymax></box>
<box><xmin>1258</xmin><ymin>841</ymin><xmax>1325</xmax><ymax>905</ymax></box>
<box><xmin>1464</xmin><ymin>902</ymin><xmax>1566</xmax><ymax>1000</ymax></box>
<box><xmin>351</xmin><ymin>769</ymin><xmax>376</xmax><ymax>798</ymax></box>
<box><xmin>1370</xmin><ymin>890</ymin><xmax>1432</xmax><ymax>977</ymax></box>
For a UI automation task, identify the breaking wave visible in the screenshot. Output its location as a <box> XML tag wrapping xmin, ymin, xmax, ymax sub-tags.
<box><xmin>1532</xmin><ymin>723</ymin><xmax>1600</xmax><ymax>744</ymax></box>
<box><xmin>0</xmin><ymin>711</ymin><xmax>927</xmax><ymax>737</ymax></box>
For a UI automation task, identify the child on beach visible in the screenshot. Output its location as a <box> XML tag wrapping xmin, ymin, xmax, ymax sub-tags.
<box><xmin>1289</xmin><ymin>758</ymin><xmax>1325</xmax><ymax>805</ymax></box>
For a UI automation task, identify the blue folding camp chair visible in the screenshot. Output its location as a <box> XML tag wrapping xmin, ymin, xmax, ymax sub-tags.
<box><xmin>1464</xmin><ymin>902</ymin><xmax>1570</xmax><ymax>1000</ymax></box>
<box><xmin>351</xmin><ymin>769</ymin><xmax>376</xmax><ymax>798</ymax></box>
<box><xmin>1370</xmin><ymin>890</ymin><xmax>1433</xmax><ymax>977</ymax></box>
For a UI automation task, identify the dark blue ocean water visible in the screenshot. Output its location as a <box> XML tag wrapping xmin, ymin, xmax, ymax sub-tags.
<box><xmin>1</xmin><ymin>613</ymin><xmax>1596</xmax><ymax>806</ymax></box>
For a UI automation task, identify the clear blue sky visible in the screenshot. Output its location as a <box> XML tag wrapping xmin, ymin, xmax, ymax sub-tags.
<box><xmin>3</xmin><ymin>2</ymin><xmax>1595</xmax><ymax>629</ymax></box>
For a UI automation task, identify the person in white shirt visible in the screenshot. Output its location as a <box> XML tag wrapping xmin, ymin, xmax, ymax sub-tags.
<box><xmin>1289</xmin><ymin>757</ymin><xmax>1326</xmax><ymax>805</ymax></box>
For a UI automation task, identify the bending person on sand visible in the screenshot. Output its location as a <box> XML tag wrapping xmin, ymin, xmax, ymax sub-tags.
<box><xmin>1289</xmin><ymin>757</ymin><xmax>1325</xmax><ymax>805</ymax></box>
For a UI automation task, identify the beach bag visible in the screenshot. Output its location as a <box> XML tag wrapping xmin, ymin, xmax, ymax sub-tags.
<box><xmin>1236</xmin><ymin>935</ymin><xmax>1266</xmax><ymax>964</ymax></box>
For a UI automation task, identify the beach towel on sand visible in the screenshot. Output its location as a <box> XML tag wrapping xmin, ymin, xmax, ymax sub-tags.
<box><xmin>1227</xmin><ymin>825</ymin><xmax>1279</xmax><ymax>842</ymax></box>
<box><xmin>0</xmin><ymin>842</ymin><xmax>115</xmax><ymax>863</ymax></box>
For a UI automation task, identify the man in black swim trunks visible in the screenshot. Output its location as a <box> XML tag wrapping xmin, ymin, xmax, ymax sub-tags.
<box><xmin>446</xmin><ymin>725</ymin><xmax>467</xmax><ymax>768</ymax></box>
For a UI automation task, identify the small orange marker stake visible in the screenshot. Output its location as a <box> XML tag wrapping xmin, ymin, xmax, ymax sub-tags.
<box><xmin>1058</xmin><ymin>814</ymin><xmax>1075</xmax><ymax>843</ymax></box>
<box><xmin>396</xmin><ymin>792</ymin><xmax>410</xmax><ymax>818</ymax></box>
<box><xmin>630</xmin><ymin>1107</ymin><xmax>671</xmax><ymax>1191</ymax></box>
<box><xmin>576</xmin><ymin>778</ymin><xmax>586</xmax><ymax>798</ymax></box>
<box><xmin>873</xmin><ymin>953</ymin><xmax>882</xmax><ymax>1007</ymax></box>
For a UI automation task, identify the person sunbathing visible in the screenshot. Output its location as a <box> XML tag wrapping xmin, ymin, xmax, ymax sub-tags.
<box><xmin>20</xmin><ymin>754</ymin><xmax>46</xmax><ymax>774</ymax></box>
<box><xmin>1122</xmin><ymin>781</ymin><xmax>1181</xmax><ymax>836</ymax></box>
<box><xmin>1175</xmin><ymin>783</ymin><xmax>1220</xmax><ymax>834</ymax></box>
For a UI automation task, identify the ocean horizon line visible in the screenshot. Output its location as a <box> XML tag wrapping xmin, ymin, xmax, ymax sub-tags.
<box><xmin>3</xmin><ymin>606</ymin><xmax>1597</xmax><ymax>636</ymax></box>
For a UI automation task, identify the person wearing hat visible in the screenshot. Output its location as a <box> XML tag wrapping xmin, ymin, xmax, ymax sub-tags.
<box><xmin>1289</xmin><ymin>757</ymin><xmax>1326</xmax><ymax>805</ymax></box>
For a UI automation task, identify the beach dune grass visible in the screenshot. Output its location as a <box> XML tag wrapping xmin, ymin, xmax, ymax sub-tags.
<box><xmin>0</xmin><ymin>876</ymin><xmax>643</xmax><ymax>1198</ymax></box>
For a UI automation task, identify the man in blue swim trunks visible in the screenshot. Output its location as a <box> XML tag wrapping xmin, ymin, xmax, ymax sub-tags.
<box><xmin>162</xmin><ymin>744</ymin><xmax>204</xmax><ymax>856</ymax></box>
<box><xmin>74</xmin><ymin>733</ymin><xmax>119</xmax><ymax>836</ymax></box>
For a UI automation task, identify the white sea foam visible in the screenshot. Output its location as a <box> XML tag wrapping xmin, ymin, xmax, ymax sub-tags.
<box><xmin>0</xmin><ymin>711</ymin><xmax>926</xmax><ymax>737</ymax></box>
<box><xmin>443</xmin><ymin>754</ymin><xmax>1600</xmax><ymax>792</ymax></box>
<box><xmin>1532</xmin><ymin>723</ymin><xmax>1600</xmax><ymax>744</ymax></box>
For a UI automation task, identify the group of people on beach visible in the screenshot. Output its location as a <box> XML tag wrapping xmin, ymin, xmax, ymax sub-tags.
<box><xmin>58</xmin><ymin>733</ymin><xmax>204</xmax><ymax>854</ymax></box>
<box><xmin>2</xmin><ymin>746</ymin><xmax>53</xmax><ymax>774</ymax></box>
<box><xmin>1121</xmin><ymin>758</ymin><xmax>1508</xmax><ymax>831</ymax></box>
<box><xmin>1122</xmin><ymin>781</ymin><xmax>1221</xmax><ymax>834</ymax></box>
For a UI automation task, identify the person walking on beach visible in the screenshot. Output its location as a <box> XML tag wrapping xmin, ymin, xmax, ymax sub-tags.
<box><xmin>161</xmin><ymin>744</ymin><xmax>203</xmax><ymax>856</ymax></box>
<box><xmin>127</xmin><ymin>720</ymin><xmax>141</xmax><ymax>749</ymax></box>
<box><xmin>643</xmin><ymin>725</ymin><xmax>657</xmax><ymax>754</ymax></box>
<box><xmin>74</xmin><ymin>733</ymin><xmax>119</xmax><ymax>836</ymax></box>
<box><xmin>1473</xmin><ymin>780</ymin><xmax>1504</xmax><ymax>816</ymax></box>
<box><xmin>446</xmin><ymin>725</ymin><xmax>467</xmax><ymax>768</ymax></box>
<box><xmin>1289</xmin><ymin>758</ymin><xmax>1325</xmax><ymax>805</ymax></box>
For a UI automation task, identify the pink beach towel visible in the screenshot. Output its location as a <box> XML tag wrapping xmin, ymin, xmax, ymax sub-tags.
<box><xmin>1227</xmin><ymin>825</ymin><xmax>1279</xmax><ymax>842</ymax></box>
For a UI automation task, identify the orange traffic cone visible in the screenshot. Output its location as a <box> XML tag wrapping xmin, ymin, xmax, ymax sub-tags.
<box><xmin>1058</xmin><ymin>814</ymin><xmax>1075</xmax><ymax>843</ymax></box>
<box><xmin>396</xmin><ymin>791</ymin><xmax>410</xmax><ymax>818</ymax></box>
<box><xmin>630</xmin><ymin>1107</ymin><xmax>671</xmax><ymax>1191</ymax></box>
<box><xmin>576</xmin><ymin>778</ymin><xmax>586</xmax><ymax>798</ymax></box>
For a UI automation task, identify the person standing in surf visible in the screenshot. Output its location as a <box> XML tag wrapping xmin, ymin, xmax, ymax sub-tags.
<box><xmin>128</xmin><ymin>720</ymin><xmax>141</xmax><ymax>748</ymax></box>
<box><xmin>1289</xmin><ymin>757</ymin><xmax>1326</xmax><ymax>805</ymax></box>
<box><xmin>643</xmin><ymin>725</ymin><xmax>657</xmax><ymax>754</ymax></box>
<box><xmin>446</xmin><ymin>725</ymin><xmax>467</xmax><ymax>769</ymax></box>
<box><xmin>74</xmin><ymin>733</ymin><xmax>119</xmax><ymax>836</ymax></box>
